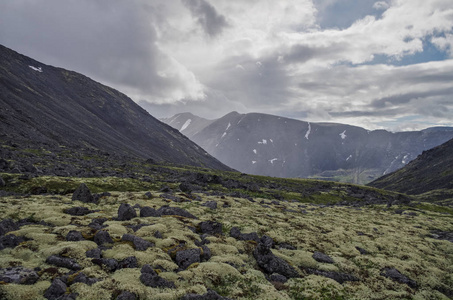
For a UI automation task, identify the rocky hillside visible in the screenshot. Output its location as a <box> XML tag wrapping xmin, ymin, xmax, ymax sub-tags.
<box><xmin>0</xmin><ymin>44</ymin><xmax>230</xmax><ymax>171</ymax></box>
<box><xmin>0</xmin><ymin>158</ymin><xmax>452</xmax><ymax>299</ymax></box>
<box><xmin>369</xmin><ymin>137</ymin><xmax>453</xmax><ymax>204</ymax></box>
<box><xmin>162</xmin><ymin>112</ymin><xmax>453</xmax><ymax>184</ymax></box>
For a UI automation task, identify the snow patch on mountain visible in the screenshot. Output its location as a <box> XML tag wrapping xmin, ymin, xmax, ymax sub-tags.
<box><xmin>269</xmin><ymin>158</ymin><xmax>278</xmax><ymax>164</ymax></box>
<box><xmin>346</xmin><ymin>155</ymin><xmax>352</xmax><ymax>161</ymax></box>
<box><xmin>181</xmin><ymin>119</ymin><xmax>192</xmax><ymax>131</ymax></box>
<box><xmin>253</xmin><ymin>149</ymin><xmax>257</xmax><ymax>154</ymax></box>
<box><xmin>305</xmin><ymin>123</ymin><xmax>311</xmax><ymax>140</ymax></box>
<box><xmin>258</xmin><ymin>139</ymin><xmax>267</xmax><ymax>145</ymax></box>
<box><xmin>29</xmin><ymin>65</ymin><xmax>42</xmax><ymax>72</ymax></box>
<box><xmin>226</xmin><ymin>122</ymin><xmax>231</xmax><ymax>130</ymax></box>
<box><xmin>340</xmin><ymin>130</ymin><xmax>347</xmax><ymax>139</ymax></box>
<box><xmin>252</xmin><ymin>161</ymin><xmax>257</xmax><ymax>164</ymax></box>
<box><xmin>402</xmin><ymin>154</ymin><xmax>410</xmax><ymax>164</ymax></box>
<box><xmin>221</xmin><ymin>132</ymin><xmax>227</xmax><ymax>138</ymax></box>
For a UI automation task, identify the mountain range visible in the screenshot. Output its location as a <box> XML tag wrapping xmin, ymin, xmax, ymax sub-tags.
<box><xmin>162</xmin><ymin>112</ymin><xmax>453</xmax><ymax>184</ymax></box>
<box><xmin>0</xmin><ymin>44</ymin><xmax>230</xmax><ymax>172</ymax></box>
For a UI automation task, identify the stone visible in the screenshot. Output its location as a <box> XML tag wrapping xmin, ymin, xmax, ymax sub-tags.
<box><xmin>44</xmin><ymin>278</ymin><xmax>67</xmax><ymax>299</ymax></box>
<box><xmin>180</xmin><ymin>289</ymin><xmax>232</xmax><ymax>300</ymax></box>
<box><xmin>253</xmin><ymin>235</ymin><xmax>299</xmax><ymax>279</ymax></box>
<box><xmin>0</xmin><ymin>234</ymin><xmax>27</xmax><ymax>250</ymax></box>
<box><xmin>355</xmin><ymin>246</ymin><xmax>368</xmax><ymax>255</ymax></box>
<box><xmin>144</xmin><ymin>191</ymin><xmax>153</xmax><ymax>199</ymax></box>
<box><xmin>0</xmin><ymin>219</ymin><xmax>18</xmax><ymax>236</ymax></box>
<box><xmin>122</xmin><ymin>234</ymin><xmax>153</xmax><ymax>251</ymax></box>
<box><xmin>117</xmin><ymin>203</ymin><xmax>137</xmax><ymax>221</ymax></box>
<box><xmin>141</xmin><ymin>264</ymin><xmax>157</xmax><ymax>275</ymax></box>
<box><xmin>0</xmin><ymin>266</ymin><xmax>39</xmax><ymax>284</ymax></box>
<box><xmin>157</xmin><ymin>205</ymin><xmax>197</xmax><ymax>219</ymax></box>
<box><xmin>381</xmin><ymin>267</ymin><xmax>417</xmax><ymax>288</ymax></box>
<box><xmin>140</xmin><ymin>206</ymin><xmax>161</xmax><ymax>217</ymax></box>
<box><xmin>118</xmin><ymin>256</ymin><xmax>138</xmax><ymax>269</ymax></box>
<box><xmin>199</xmin><ymin>221</ymin><xmax>223</xmax><ymax>235</ymax></box>
<box><xmin>200</xmin><ymin>245</ymin><xmax>211</xmax><ymax>262</ymax></box>
<box><xmin>92</xmin><ymin>258</ymin><xmax>118</xmax><ymax>272</ymax></box>
<box><xmin>94</xmin><ymin>230</ymin><xmax>113</xmax><ymax>246</ymax></box>
<box><xmin>72</xmin><ymin>272</ymin><xmax>98</xmax><ymax>286</ymax></box>
<box><xmin>0</xmin><ymin>176</ymin><xmax>5</xmax><ymax>187</ymax></box>
<box><xmin>117</xmin><ymin>291</ymin><xmax>137</xmax><ymax>300</ymax></box>
<box><xmin>86</xmin><ymin>248</ymin><xmax>102</xmax><ymax>259</ymax></box>
<box><xmin>312</xmin><ymin>251</ymin><xmax>334</xmax><ymax>264</ymax></box>
<box><xmin>175</xmin><ymin>248</ymin><xmax>201</xmax><ymax>270</ymax></box>
<box><xmin>229</xmin><ymin>227</ymin><xmax>259</xmax><ymax>242</ymax></box>
<box><xmin>72</xmin><ymin>183</ymin><xmax>96</xmax><ymax>203</ymax></box>
<box><xmin>270</xmin><ymin>273</ymin><xmax>288</xmax><ymax>283</ymax></box>
<box><xmin>304</xmin><ymin>268</ymin><xmax>359</xmax><ymax>284</ymax></box>
<box><xmin>46</xmin><ymin>255</ymin><xmax>81</xmax><ymax>271</ymax></box>
<box><xmin>66</xmin><ymin>230</ymin><xmax>84</xmax><ymax>241</ymax></box>
<box><xmin>202</xmin><ymin>201</ymin><xmax>217</xmax><ymax>210</ymax></box>
<box><xmin>139</xmin><ymin>273</ymin><xmax>176</xmax><ymax>289</ymax></box>
<box><xmin>64</xmin><ymin>206</ymin><xmax>93</xmax><ymax>216</ymax></box>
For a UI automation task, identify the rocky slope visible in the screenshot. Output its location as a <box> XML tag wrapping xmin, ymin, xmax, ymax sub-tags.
<box><xmin>162</xmin><ymin>112</ymin><xmax>453</xmax><ymax>184</ymax></box>
<box><xmin>0</xmin><ymin>44</ymin><xmax>230</xmax><ymax>171</ymax></box>
<box><xmin>369</xmin><ymin>137</ymin><xmax>453</xmax><ymax>203</ymax></box>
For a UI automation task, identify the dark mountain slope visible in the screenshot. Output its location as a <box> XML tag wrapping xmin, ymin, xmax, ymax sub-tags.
<box><xmin>163</xmin><ymin>112</ymin><xmax>453</xmax><ymax>183</ymax></box>
<box><xmin>369</xmin><ymin>138</ymin><xmax>453</xmax><ymax>197</ymax></box>
<box><xmin>0</xmin><ymin>44</ymin><xmax>230</xmax><ymax>170</ymax></box>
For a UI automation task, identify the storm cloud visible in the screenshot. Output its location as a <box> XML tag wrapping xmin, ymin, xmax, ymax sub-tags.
<box><xmin>0</xmin><ymin>0</ymin><xmax>452</xmax><ymax>131</ymax></box>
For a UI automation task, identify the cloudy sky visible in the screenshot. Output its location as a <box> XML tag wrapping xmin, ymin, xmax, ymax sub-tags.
<box><xmin>1</xmin><ymin>0</ymin><xmax>452</xmax><ymax>131</ymax></box>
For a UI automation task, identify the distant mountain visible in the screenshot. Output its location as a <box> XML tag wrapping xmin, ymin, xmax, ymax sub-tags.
<box><xmin>0</xmin><ymin>44</ymin><xmax>230</xmax><ymax>171</ymax></box>
<box><xmin>369</xmin><ymin>138</ymin><xmax>453</xmax><ymax>200</ymax></box>
<box><xmin>162</xmin><ymin>111</ymin><xmax>453</xmax><ymax>184</ymax></box>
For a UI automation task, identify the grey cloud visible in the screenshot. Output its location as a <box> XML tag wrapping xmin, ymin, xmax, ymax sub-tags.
<box><xmin>182</xmin><ymin>0</ymin><xmax>229</xmax><ymax>38</ymax></box>
<box><xmin>371</xmin><ymin>87</ymin><xmax>453</xmax><ymax>108</ymax></box>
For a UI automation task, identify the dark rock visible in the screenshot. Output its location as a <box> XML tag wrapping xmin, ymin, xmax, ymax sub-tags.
<box><xmin>202</xmin><ymin>201</ymin><xmax>217</xmax><ymax>210</ymax></box>
<box><xmin>175</xmin><ymin>248</ymin><xmax>201</xmax><ymax>270</ymax></box>
<box><xmin>229</xmin><ymin>227</ymin><xmax>259</xmax><ymax>242</ymax></box>
<box><xmin>66</xmin><ymin>230</ymin><xmax>84</xmax><ymax>241</ymax></box>
<box><xmin>44</xmin><ymin>278</ymin><xmax>67</xmax><ymax>299</ymax></box>
<box><xmin>312</xmin><ymin>251</ymin><xmax>334</xmax><ymax>264</ymax></box>
<box><xmin>157</xmin><ymin>205</ymin><xmax>197</xmax><ymax>219</ymax></box>
<box><xmin>154</xmin><ymin>231</ymin><xmax>163</xmax><ymax>239</ymax></box>
<box><xmin>270</xmin><ymin>273</ymin><xmax>288</xmax><ymax>283</ymax></box>
<box><xmin>72</xmin><ymin>183</ymin><xmax>96</xmax><ymax>204</ymax></box>
<box><xmin>0</xmin><ymin>234</ymin><xmax>27</xmax><ymax>250</ymax></box>
<box><xmin>46</xmin><ymin>255</ymin><xmax>81</xmax><ymax>271</ymax></box>
<box><xmin>24</xmin><ymin>164</ymin><xmax>38</xmax><ymax>173</ymax></box>
<box><xmin>122</xmin><ymin>234</ymin><xmax>153</xmax><ymax>251</ymax></box>
<box><xmin>199</xmin><ymin>221</ymin><xmax>223</xmax><ymax>235</ymax></box>
<box><xmin>92</xmin><ymin>192</ymin><xmax>111</xmax><ymax>202</ymax></box>
<box><xmin>141</xmin><ymin>264</ymin><xmax>157</xmax><ymax>275</ymax></box>
<box><xmin>304</xmin><ymin>268</ymin><xmax>359</xmax><ymax>284</ymax></box>
<box><xmin>200</xmin><ymin>245</ymin><xmax>211</xmax><ymax>262</ymax></box>
<box><xmin>381</xmin><ymin>267</ymin><xmax>417</xmax><ymax>288</ymax></box>
<box><xmin>0</xmin><ymin>176</ymin><xmax>5</xmax><ymax>187</ymax></box>
<box><xmin>253</xmin><ymin>235</ymin><xmax>299</xmax><ymax>279</ymax></box>
<box><xmin>179</xmin><ymin>182</ymin><xmax>195</xmax><ymax>193</ymax></box>
<box><xmin>117</xmin><ymin>203</ymin><xmax>137</xmax><ymax>221</ymax></box>
<box><xmin>0</xmin><ymin>266</ymin><xmax>39</xmax><ymax>284</ymax></box>
<box><xmin>430</xmin><ymin>230</ymin><xmax>453</xmax><ymax>243</ymax></box>
<box><xmin>117</xmin><ymin>291</ymin><xmax>137</xmax><ymax>300</ymax></box>
<box><xmin>140</xmin><ymin>206</ymin><xmax>161</xmax><ymax>217</ymax></box>
<box><xmin>394</xmin><ymin>209</ymin><xmax>404</xmax><ymax>214</ymax></box>
<box><xmin>118</xmin><ymin>256</ymin><xmax>138</xmax><ymax>269</ymax></box>
<box><xmin>144</xmin><ymin>191</ymin><xmax>153</xmax><ymax>199</ymax></box>
<box><xmin>180</xmin><ymin>289</ymin><xmax>232</xmax><ymax>300</ymax></box>
<box><xmin>64</xmin><ymin>206</ymin><xmax>93</xmax><ymax>216</ymax></box>
<box><xmin>72</xmin><ymin>272</ymin><xmax>98</xmax><ymax>286</ymax></box>
<box><xmin>436</xmin><ymin>286</ymin><xmax>453</xmax><ymax>298</ymax></box>
<box><xmin>92</xmin><ymin>258</ymin><xmax>118</xmax><ymax>272</ymax></box>
<box><xmin>139</xmin><ymin>265</ymin><xmax>176</xmax><ymax>289</ymax></box>
<box><xmin>94</xmin><ymin>230</ymin><xmax>113</xmax><ymax>246</ymax></box>
<box><xmin>0</xmin><ymin>219</ymin><xmax>19</xmax><ymax>236</ymax></box>
<box><xmin>88</xmin><ymin>218</ymin><xmax>108</xmax><ymax>231</ymax></box>
<box><xmin>86</xmin><ymin>248</ymin><xmax>102</xmax><ymax>259</ymax></box>
<box><xmin>355</xmin><ymin>246</ymin><xmax>368</xmax><ymax>255</ymax></box>
<box><xmin>278</xmin><ymin>243</ymin><xmax>296</xmax><ymax>250</ymax></box>
<box><xmin>160</xmin><ymin>186</ymin><xmax>172</xmax><ymax>193</ymax></box>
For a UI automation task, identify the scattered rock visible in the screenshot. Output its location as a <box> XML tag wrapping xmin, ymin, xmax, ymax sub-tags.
<box><xmin>64</xmin><ymin>206</ymin><xmax>93</xmax><ymax>216</ymax></box>
<box><xmin>154</xmin><ymin>231</ymin><xmax>163</xmax><ymax>239</ymax></box>
<box><xmin>122</xmin><ymin>234</ymin><xmax>153</xmax><ymax>251</ymax></box>
<box><xmin>44</xmin><ymin>278</ymin><xmax>67</xmax><ymax>300</ymax></box>
<box><xmin>157</xmin><ymin>205</ymin><xmax>197</xmax><ymax>219</ymax></box>
<box><xmin>230</xmin><ymin>227</ymin><xmax>259</xmax><ymax>242</ymax></box>
<box><xmin>0</xmin><ymin>219</ymin><xmax>19</xmax><ymax>236</ymax></box>
<box><xmin>159</xmin><ymin>186</ymin><xmax>172</xmax><ymax>193</ymax></box>
<box><xmin>46</xmin><ymin>255</ymin><xmax>81</xmax><ymax>271</ymax></box>
<box><xmin>202</xmin><ymin>201</ymin><xmax>217</xmax><ymax>210</ymax></box>
<box><xmin>66</xmin><ymin>230</ymin><xmax>84</xmax><ymax>241</ymax></box>
<box><xmin>116</xmin><ymin>291</ymin><xmax>137</xmax><ymax>300</ymax></box>
<box><xmin>72</xmin><ymin>183</ymin><xmax>96</xmax><ymax>203</ymax></box>
<box><xmin>72</xmin><ymin>272</ymin><xmax>98</xmax><ymax>286</ymax></box>
<box><xmin>0</xmin><ymin>234</ymin><xmax>27</xmax><ymax>250</ymax></box>
<box><xmin>94</xmin><ymin>230</ymin><xmax>113</xmax><ymax>246</ymax></box>
<box><xmin>180</xmin><ymin>289</ymin><xmax>233</xmax><ymax>300</ymax></box>
<box><xmin>430</xmin><ymin>230</ymin><xmax>453</xmax><ymax>243</ymax></box>
<box><xmin>175</xmin><ymin>248</ymin><xmax>201</xmax><ymax>270</ymax></box>
<box><xmin>355</xmin><ymin>246</ymin><xmax>368</xmax><ymax>255</ymax></box>
<box><xmin>304</xmin><ymin>268</ymin><xmax>359</xmax><ymax>284</ymax></box>
<box><xmin>117</xmin><ymin>203</ymin><xmax>137</xmax><ymax>221</ymax></box>
<box><xmin>312</xmin><ymin>251</ymin><xmax>334</xmax><ymax>264</ymax></box>
<box><xmin>381</xmin><ymin>267</ymin><xmax>417</xmax><ymax>288</ymax></box>
<box><xmin>86</xmin><ymin>248</ymin><xmax>102</xmax><ymax>259</ymax></box>
<box><xmin>200</xmin><ymin>245</ymin><xmax>211</xmax><ymax>262</ymax></box>
<box><xmin>277</xmin><ymin>243</ymin><xmax>296</xmax><ymax>250</ymax></box>
<box><xmin>0</xmin><ymin>266</ymin><xmax>39</xmax><ymax>284</ymax></box>
<box><xmin>92</xmin><ymin>258</ymin><xmax>118</xmax><ymax>272</ymax></box>
<box><xmin>140</xmin><ymin>264</ymin><xmax>176</xmax><ymax>288</ymax></box>
<box><xmin>253</xmin><ymin>235</ymin><xmax>299</xmax><ymax>278</ymax></box>
<box><xmin>199</xmin><ymin>221</ymin><xmax>223</xmax><ymax>235</ymax></box>
<box><xmin>117</xmin><ymin>256</ymin><xmax>138</xmax><ymax>269</ymax></box>
<box><xmin>0</xmin><ymin>176</ymin><xmax>5</xmax><ymax>187</ymax></box>
<box><xmin>88</xmin><ymin>217</ymin><xmax>108</xmax><ymax>230</ymax></box>
<box><xmin>144</xmin><ymin>191</ymin><xmax>153</xmax><ymax>199</ymax></box>
<box><xmin>140</xmin><ymin>206</ymin><xmax>161</xmax><ymax>217</ymax></box>
<box><xmin>270</xmin><ymin>273</ymin><xmax>288</xmax><ymax>283</ymax></box>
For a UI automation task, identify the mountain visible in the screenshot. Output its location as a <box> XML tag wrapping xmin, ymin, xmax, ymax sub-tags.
<box><xmin>369</xmin><ymin>137</ymin><xmax>453</xmax><ymax>202</ymax></box>
<box><xmin>0</xmin><ymin>44</ymin><xmax>230</xmax><ymax>171</ymax></box>
<box><xmin>162</xmin><ymin>111</ymin><xmax>453</xmax><ymax>184</ymax></box>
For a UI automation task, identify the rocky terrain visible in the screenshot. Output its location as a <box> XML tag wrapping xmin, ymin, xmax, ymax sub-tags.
<box><xmin>369</xmin><ymin>137</ymin><xmax>453</xmax><ymax>205</ymax></box>
<box><xmin>0</xmin><ymin>44</ymin><xmax>229</xmax><ymax>171</ymax></box>
<box><xmin>162</xmin><ymin>112</ymin><xmax>453</xmax><ymax>184</ymax></box>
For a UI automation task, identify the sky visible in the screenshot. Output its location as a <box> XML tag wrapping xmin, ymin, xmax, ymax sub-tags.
<box><xmin>0</xmin><ymin>0</ymin><xmax>452</xmax><ymax>131</ymax></box>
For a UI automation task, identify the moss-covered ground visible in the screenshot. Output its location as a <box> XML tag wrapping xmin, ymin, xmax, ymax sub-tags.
<box><xmin>0</xmin><ymin>185</ymin><xmax>452</xmax><ymax>299</ymax></box>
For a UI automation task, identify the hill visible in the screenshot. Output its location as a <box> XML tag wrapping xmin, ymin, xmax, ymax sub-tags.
<box><xmin>162</xmin><ymin>112</ymin><xmax>453</xmax><ymax>184</ymax></box>
<box><xmin>0</xmin><ymin>44</ymin><xmax>230</xmax><ymax>172</ymax></box>
<box><xmin>369</xmin><ymin>138</ymin><xmax>453</xmax><ymax>204</ymax></box>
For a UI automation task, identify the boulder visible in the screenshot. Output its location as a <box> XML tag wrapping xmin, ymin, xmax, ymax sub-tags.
<box><xmin>0</xmin><ymin>219</ymin><xmax>18</xmax><ymax>236</ymax></box>
<box><xmin>44</xmin><ymin>278</ymin><xmax>67</xmax><ymax>300</ymax></box>
<box><xmin>46</xmin><ymin>255</ymin><xmax>81</xmax><ymax>271</ymax></box>
<box><xmin>180</xmin><ymin>289</ymin><xmax>232</xmax><ymax>300</ymax></box>
<box><xmin>0</xmin><ymin>176</ymin><xmax>5</xmax><ymax>187</ymax></box>
<box><xmin>64</xmin><ymin>206</ymin><xmax>93</xmax><ymax>216</ymax></box>
<box><xmin>312</xmin><ymin>251</ymin><xmax>334</xmax><ymax>264</ymax></box>
<box><xmin>72</xmin><ymin>272</ymin><xmax>98</xmax><ymax>286</ymax></box>
<box><xmin>202</xmin><ymin>201</ymin><xmax>217</xmax><ymax>210</ymax></box>
<box><xmin>117</xmin><ymin>291</ymin><xmax>137</xmax><ymax>300</ymax></box>
<box><xmin>66</xmin><ymin>230</ymin><xmax>84</xmax><ymax>241</ymax></box>
<box><xmin>175</xmin><ymin>248</ymin><xmax>201</xmax><ymax>270</ymax></box>
<box><xmin>381</xmin><ymin>267</ymin><xmax>417</xmax><ymax>288</ymax></box>
<box><xmin>229</xmin><ymin>227</ymin><xmax>259</xmax><ymax>242</ymax></box>
<box><xmin>0</xmin><ymin>234</ymin><xmax>27</xmax><ymax>250</ymax></box>
<box><xmin>304</xmin><ymin>268</ymin><xmax>359</xmax><ymax>284</ymax></box>
<box><xmin>117</xmin><ymin>203</ymin><xmax>137</xmax><ymax>221</ymax></box>
<box><xmin>86</xmin><ymin>248</ymin><xmax>102</xmax><ymax>259</ymax></box>
<box><xmin>140</xmin><ymin>264</ymin><xmax>176</xmax><ymax>288</ymax></box>
<box><xmin>122</xmin><ymin>234</ymin><xmax>153</xmax><ymax>251</ymax></box>
<box><xmin>270</xmin><ymin>273</ymin><xmax>288</xmax><ymax>283</ymax></box>
<box><xmin>92</xmin><ymin>258</ymin><xmax>119</xmax><ymax>272</ymax></box>
<box><xmin>94</xmin><ymin>230</ymin><xmax>113</xmax><ymax>246</ymax></box>
<box><xmin>72</xmin><ymin>183</ymin><xmax>96</xmax><ymax>203</ymax></box>
<box><xmin>140</xmin><ymin>206</ymin><xmax>161</xmax><ymax>217</ymax></box>
<box><xmin>200</xmin><ymin>245</ymin><xmax>211</xmax><ymax>262</ymax></box>
<box><xmin>199</xmin><ymin>221</ymin><xmax>223</xmax><ymax>235</ymax></box>
<box><xmin>0</xmin><ymin>266</ymin><xmax>39</xmax><ymax>284</ymax></box>
<box><xmin>157</xmin><ymin>205</ymin><xmax>197</xmax><ymax>219</ymax></box>
<box><xmin>117</xmin><ymin>256</ymin><xmax>138</xmax><ymax>269</ymax></box>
